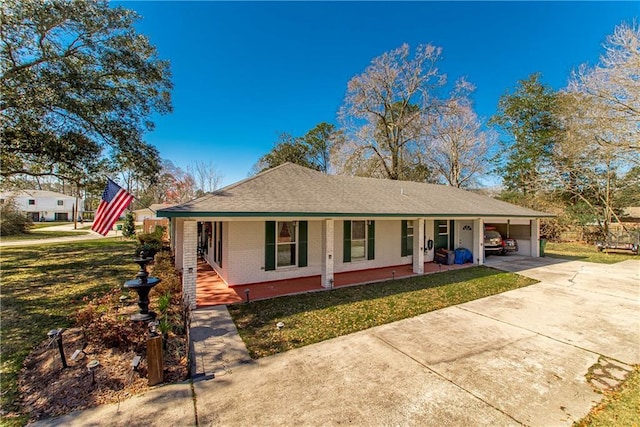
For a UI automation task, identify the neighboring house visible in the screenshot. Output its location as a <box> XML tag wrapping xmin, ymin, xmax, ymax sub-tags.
<box><xmin>132</xmin><ymin>203</ymin><xmax>175</xmax><ymax>222</ymax></box>
<box><xmin>0</xmin><ymin>190</ymin><xmax>83</xmax><ymax>222</ymax></box>
<box><xmin>158</xmin><ymin>163</ymin><xmax>552</xmax><ymax>308</ymax></box>
<box><xmin>621</xmin><ymin>207</ymin><xmax>640</xmax><ymax>224</ymax></box>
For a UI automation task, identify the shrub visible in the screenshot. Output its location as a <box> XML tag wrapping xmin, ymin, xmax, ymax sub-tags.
<box><xmin>122</xmin><ymin>212</ymin><xmax>136</xmax><ymax>238</ymax></box>
<box><xmin>0</xmin><ymin>199</ymin><xmax>32</xmax><ymax>236</ymax></box>
<box><xmin>135</xmin><ymin>225</ymin><xmax>166</xmax><ymax>257</ymax></box>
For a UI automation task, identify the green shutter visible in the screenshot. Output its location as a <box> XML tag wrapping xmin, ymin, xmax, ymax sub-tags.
<box><xmin>367</xmin><ymin>220</ymin><xmax>375</xmax><ymax>260</ymax></box>
<box><xmin>343</xmin><ymin>220</ymin><xmax>351</xmax><ymax>263</ymax></box>
<box><xmin>298</xmin><ymin>221</ymin><xmax>308</xmax><ymax>267</ymax></box>
<box><xmin>401</xmin><ymin>220</ymin><xmax>408</xmax><ymax>257</ymax></box>
<box><xmin>265</xmin><ymin>221</ymin><xmax>276</xmax><ymax>271</ymax></box>
<box><xmin>449</xmin><ymin>220</ymin><xmax>455</xmax><ymax>250</ymax></box>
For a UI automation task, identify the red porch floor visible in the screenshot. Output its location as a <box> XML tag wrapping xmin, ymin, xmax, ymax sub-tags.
<box><xmin>196</xmin><ymin>260</ymin><xmax>473</xmax><ymax>308</ymax></box>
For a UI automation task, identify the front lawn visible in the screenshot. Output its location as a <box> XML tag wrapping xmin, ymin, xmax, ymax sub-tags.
<box><xmin>228</xmin><ymin>266</ymin><xmax>537</xmax><ymax>359</ymax></box>
<box><xmin>545</xmin><ymin>242</ymin><xmax>637</xmax><ymax>264</ymax></box>
<box><xmin>0</xmin><ymin>239</ymin><xmax>137</xmax><ymax>427</ymax></box>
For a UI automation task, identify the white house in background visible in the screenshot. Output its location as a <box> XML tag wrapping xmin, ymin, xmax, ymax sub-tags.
<box><xmin>158</xmin><ymin>163</ymin><xmax>553</xmax><ymax>308</ymax></box>
<box><xmin>0</xmin><ymin>190</ymin><xmax>83</xmax><ymax>222</ymax></box>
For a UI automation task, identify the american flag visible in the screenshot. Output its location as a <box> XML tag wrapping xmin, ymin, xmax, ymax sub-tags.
<box><xmin>92</xmin><ymin>178</ymin><xmax>134</xmax><ymax>236</ymax></box>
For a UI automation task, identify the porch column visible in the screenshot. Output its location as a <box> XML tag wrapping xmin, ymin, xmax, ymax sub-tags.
<box><xmin>473</xmin><ymin>218</ymin><xmax>484</xmax><ymax>265</ymax></box>
<box><xmin>175</xmin><ymin>219</ymin><xmax>184</xmax><ymax>271</ymax></box>
<box><xmin>321</xmin><ymin>219</ymin><xmax>334</xmax><ymax>288</ymax></box>
<box><xmin>531</xmin><ymin>218</ymin><xmax>540</xmax><ymax>257</ymax></box>
<box><xmin>413</xmin><ymin>218</ymin><xmax>424</xmax><ymax>274</ymax></box>
<box><xmin>182</xmin><ymin>220</ymin><xmax>198</xmax><ymax>309</ymax></box>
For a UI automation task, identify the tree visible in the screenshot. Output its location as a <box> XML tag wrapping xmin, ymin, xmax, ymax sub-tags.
<box><xmin>338</xmin><ymin>43</ymin><xmax>446</xmax><ymax>181</ymax></box>
<box><xmin>139</xmin><ymin>160</ymin><xmax>196</xmax><ymax>205</ymax></box>
<box><xmin>490</xmin><ymin>73</ymin><xmax>562</xmax><ymax>203</ymax></box>
<box><xmin>0</xmin><ymin>0</ymin><xmax>172</xmax><ymax>185</ymax></box>
<box><xmin>122</xmin><ymin>211</ymin><xmax>136</xmax><ymax>238</ymax></box>
<box><xmin>567</xmin><ymin>21</ymin><xmax>640</xmax><ymax>153</ymax></box>
<box><xmin>428</xmin><ymin>81</ymin><xmax>496</xmax><ymax>188</ymax></box>
<box><xmin>253</xmin><ymin>122</ymin><xmax>342</xmax><ymax>174</ymax></box>
<box><xmin>550</xmin><ymin>22</ymin><xmax>640</xmax><ymax>238</ymax></box>
<box><xmin>301</xmin><ymin>122</ymin><xmax>343</xmax><ymax>174</ymax></box>
<box><xmin>188</xmin><ymin>160</ymin><xmax>223</xmax><ymax>195</ymax></box>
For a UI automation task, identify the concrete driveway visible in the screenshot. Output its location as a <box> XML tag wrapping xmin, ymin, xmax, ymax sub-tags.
<box><xmin>193</xmin><ymin>257</ymin><xmax>639</xmax><ymax>426</ymax></box>
<box><xmin>34</xmin><ymin>257</ymin><xmax>639</xmax><ymax>426</ymax></box>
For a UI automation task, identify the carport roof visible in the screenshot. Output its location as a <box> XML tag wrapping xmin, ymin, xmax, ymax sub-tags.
<box><xmin>157</xmin><ymin>163</ymin><xmax>553</xmax><ymax>219</ymax></box>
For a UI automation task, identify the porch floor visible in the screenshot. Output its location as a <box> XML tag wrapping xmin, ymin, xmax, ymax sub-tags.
<box><xmin>196</xmin><ymin>260</ymin><xmax>473</xmax><ymax>308</ymax></box>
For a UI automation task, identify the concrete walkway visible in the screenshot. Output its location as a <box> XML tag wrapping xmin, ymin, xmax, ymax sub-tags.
<box><xmin>32</xmin><ymin>257</ymin><xmax>640</xmax><ymax>426</ymax></box>
<box><xmin>190</xmin><ymin>305</ymin><xmax>252</xmax><ymax>380</ymax></box>
<box><xmin>0</xmin><ymin>222</ymin><xmax>118</xmax><ymax>247</ymax></box>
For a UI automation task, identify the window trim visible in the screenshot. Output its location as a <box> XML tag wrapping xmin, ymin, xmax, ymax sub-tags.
<box><xmin>276</xmin><ymin>220</ymin><xmax>297</xmax><ymax>269</ymax></box>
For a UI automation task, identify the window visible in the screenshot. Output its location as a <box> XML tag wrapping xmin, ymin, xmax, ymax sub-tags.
<box><xmin>57</xmin><ymin>200</ymin><xmax>64</xmax><ymax>206</ymax></box>
<box><xmin>28</xmin><ymin>199</ymin><xmax>35</xmax><ymax>205</ymax></box>
<box><xmin>276</xmin><ymin>221</ymin><xmax>297</xmax><ymax>267</ymax></box>
<box><xmin>351</xmin><ymin>220</ymin><xmax>366</xmax><ymax>260</ymax></box>
<box><xmin>265</xmin><ymin>221</ymin><xmax>307</xmax><ymax>271</ymax></box>
<box><xmin>0</xmin><ymin>199</ymin><xmax>4</xmax><ymax>204</ymax></box>
<box><xmin>401</xmin><ymin>220</ymin><xmax>414</xmax><ymax>256</ymax></box>
<box><xmin>438</xmin><ymin>221</ymin><xmax>448</xmax><ymax>236</ymax></box>
<box><xmin>343</xmin><ymin>220</ymin><xmax>375</xmax><ymax>262</ymax></box>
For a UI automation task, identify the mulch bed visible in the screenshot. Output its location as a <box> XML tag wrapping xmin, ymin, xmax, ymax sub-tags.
<box><xmin>18</xmin><ymin>322</ymin><xmax>188</xmax><ymax>422</ymax></box>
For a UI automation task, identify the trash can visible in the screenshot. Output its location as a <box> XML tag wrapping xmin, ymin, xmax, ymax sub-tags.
<box><xmin>539</xmin><ymin>238</ymin><xmax>547</xmax><ymax>257</ymax></box>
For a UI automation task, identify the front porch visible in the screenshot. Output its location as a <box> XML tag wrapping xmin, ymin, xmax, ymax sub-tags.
<box><xmin>196</xmin><ymin>259</ymin><xmax>474</xmax><ymax>307</ymax></box>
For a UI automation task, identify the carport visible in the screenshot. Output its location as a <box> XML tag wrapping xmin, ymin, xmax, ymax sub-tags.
<box><xmin>483</xmin><ymin>217</ymin><xmax>540</xmax><ymax>258</ymax></box>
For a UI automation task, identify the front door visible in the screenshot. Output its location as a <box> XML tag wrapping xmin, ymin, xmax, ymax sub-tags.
<box><xmin>459</xmin><ymin>220</ymin><xmax>473</xmax><ymax>250</ymax></box>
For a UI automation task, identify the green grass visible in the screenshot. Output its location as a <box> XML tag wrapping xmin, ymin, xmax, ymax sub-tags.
<box><xmin>545</xmin><ymin>242</ymin><xmax>638</xmax><ymax>264</ymax></box>
<box><xmin>1</xmin><ymin>230</ymin><xmax>91</xmax><ymax>242</ymax></box>
<box><xmin>228</xmin><ymin>266</ymin><xmax>537</xmax><ymax>359</ymax></box>
<box><xmin>576</xmin><ymin>366</ymin><xmax>640</xmax><ymax>426</ymax></box>
<box><xmin>0</xmin><ymin>239</ymin><xmax>137</xmax><ymax>427</ymax></box>
<box><xmin>31</xmin><ymin>222</ymin><xmax>73</xmax><ymax>229</ymax></box>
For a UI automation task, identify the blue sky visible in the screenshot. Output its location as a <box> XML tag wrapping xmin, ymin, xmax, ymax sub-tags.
<box><xmin>120</xmin><ymin>1</ymin><xmax>638</xmax><ymax>187</ymax></box>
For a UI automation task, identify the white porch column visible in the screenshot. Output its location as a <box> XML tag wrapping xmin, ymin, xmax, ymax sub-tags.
<box><xmin>531</xmin><ymin>218</ymin><xmax>540</xmax><ymax>257</ymax></box>
<box><xmin>413</xmin><ymin>218</ymin><xmax>424</xmax><ymax>274</ymax></box>
<box><xmin>175</xmin><ymin>219</ymin><xmax>184</xmax><ymax>271</ymax></box>
<box><xmin>182</xmin><ymin>220</ymin><xmax>198</xmax><ymax>309</ymax></box>
<box><xmin>473</xmin><ymin>218</ymin><xmax>484</xmax><ymax>265</ymax></box>
<box><xmin>321</xmin><ymin>219</ymin><xmax>335</xmax><ymax>288</ymax></box>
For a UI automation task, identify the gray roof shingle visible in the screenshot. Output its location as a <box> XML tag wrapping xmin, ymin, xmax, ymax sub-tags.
<box><xmin>158</xmin><ymin>163</ymin><xmax>551</xmax><ymax>218</ymax></box>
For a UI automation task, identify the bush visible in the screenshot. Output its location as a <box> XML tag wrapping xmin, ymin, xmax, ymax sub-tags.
<box><xmin>0</xmin><ymin>199</ymin><xmax>32</xmax><ymax>236</ymax></box>
<box><xmin>135</xmin><ymin>225</ymin><xmax>166</xmax><ymax>257</ymax></box>
<box><xmin>122</xmin><ymin>212</ymin><xmax>136</xmax><ymax>238</ymax></box>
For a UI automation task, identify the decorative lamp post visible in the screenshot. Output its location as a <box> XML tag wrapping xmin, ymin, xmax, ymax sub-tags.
<box><xmin>124</xmin><ymin>251</ymin><xmax>161</xmax><ymax>322</ymax></box>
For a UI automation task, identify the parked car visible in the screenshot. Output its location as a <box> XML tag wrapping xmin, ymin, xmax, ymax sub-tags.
<box><xmin>484</xmin><ymin>228</ymin><xmax>518</xmax><ymax>256</ymax></box>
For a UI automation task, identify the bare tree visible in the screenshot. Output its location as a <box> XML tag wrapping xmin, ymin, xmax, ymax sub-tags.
<box><xmin>337</xmin><ymin>43</ymin><xmax>446</xmax><ymax>181</ymax></box>
<box><xmin>188</xmin><ymin>160</ymin><xmax>223</xmax><ymax>194</ymax></box>
<box><xmin>427</xmin><ymin>81</ymin><xmax>496</xmax><ymax>188</ymax></box>
<box><xmin>567</xmin><ymin>21</ymin><xmax>640</xmax><ymax>153</ymax></box>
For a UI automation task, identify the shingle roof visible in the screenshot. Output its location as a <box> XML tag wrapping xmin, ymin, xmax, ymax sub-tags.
<box><xmin>158</xmin><ymin>163</ymin><xmax>552</xmax><ymax>218</ymax></box>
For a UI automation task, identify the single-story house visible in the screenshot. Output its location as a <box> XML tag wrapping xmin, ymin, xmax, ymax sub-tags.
<box><xmin>0</xmin><ymin>190</ymin><xmax>83</xmax><ymax>222</ymax></box>
<box><xmin>133</xmin><ymin>203</ymin><xmax>175</xmax><ymax>222</ymax></box>
<box><xmin>158</xmin><ymin>163</ymin><xmax>552</xmax><ymax>308</ymax></box>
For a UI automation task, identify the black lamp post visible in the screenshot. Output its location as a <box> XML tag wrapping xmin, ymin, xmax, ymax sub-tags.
<box><xmin>124</xmin><ymin>251</ymin><xmax>161</xmax><ymax>322</ymax></box>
